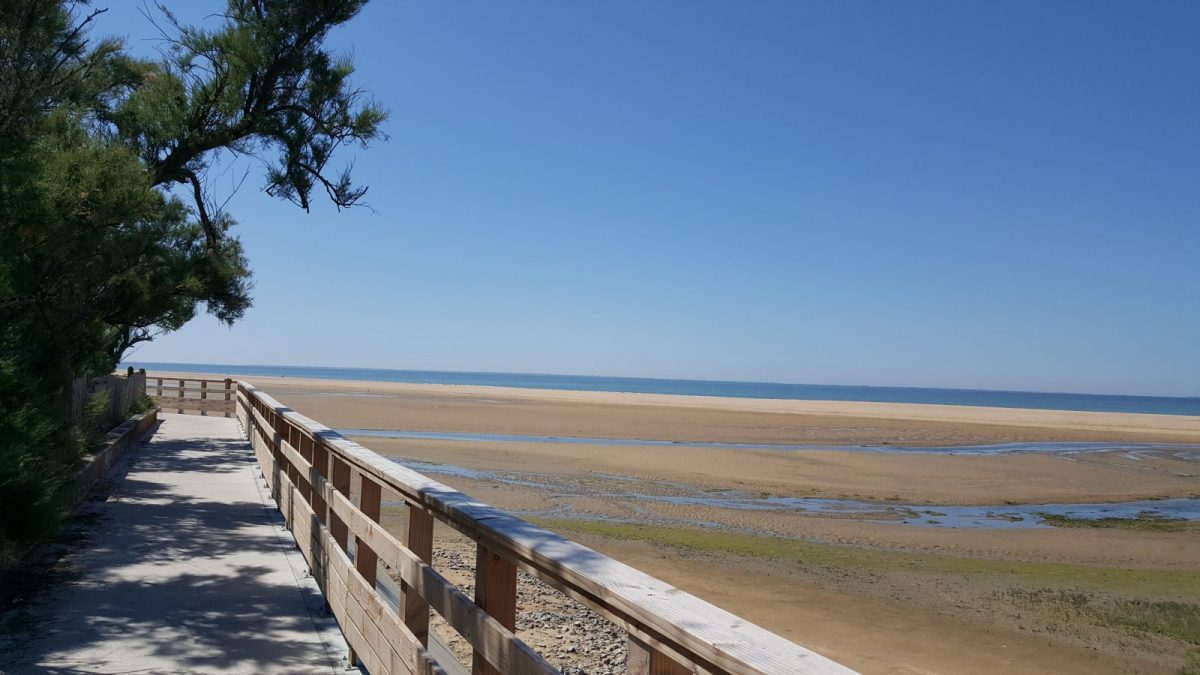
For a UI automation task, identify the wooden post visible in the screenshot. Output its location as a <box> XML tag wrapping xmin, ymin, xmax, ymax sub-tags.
<box><xmin>404</xmin><ymin>508</ymin><xmax>434</xmax><ymax>645</ymax></box>
<box><xmin>224</xmin><ymin>378</ymin><xmax>232</xmax><ymax>417</ymax></box>
<box><xmin>356</xmin><ymin>475</ymin><xmax>381</xmax><ymax>585</ymax></box>
<box><xmin>286</xmin><ymin>427</ymin><xmax>298</xmax><ymax>494</ymax></box>
<box><xmin>296</xmin><ymin>433</ymin><xmax>313</xmax><ymax>505</ymax></box>
<box><xmin>156</xmin><ymin>377</ymin><xmax>163</xmax><ymax>398</ymax></box>
<box><xmin>473</xmin><ymin>544</ymin><xmax>517</xmax><ymax>675</ymax></box>
<box><xmin>311</xmin><ymin>441</ymin><xmax>329</xmax><ymax>526</ymax></box>
<box><xmin>200</xmin><ymin>380</ymin><xmax>208</xmax><ymax>416</ymax></box>
<box><xmin>330</xmin><ymin>457</ymin><xmax>351</xmax><ymax>551</ymax></box>
<box><xmin>177</xmin><ymin>379</ymin><xmax>184</xmax><ymax>413</ymax></box>
<box><xmin>627</xmin><ymin>635</ymin><xmax>691</xmax><ymax>675</ymax></box>
<box><xmin>282</xmin><ymin>420</ymin><xmax>298</xmax><ymax>521</ymax></box>
<box><xmin>348</xmin><ymin>473</ymin><xmax>381</xmax><ymax>668</ymax></box>
<box><xmin>276</xmin><ymin>420</ymin><xmax>296</xmax><ymax>529</ymax></box>
<box><xmin>314</xmin><ymin>442</ymin><xmax>333</xmax><ymax>614</ymax></box>
<box><xmin>270</xmin><ymin>411</ymin><xmax>286</xmax><ymax>504</ymax></box>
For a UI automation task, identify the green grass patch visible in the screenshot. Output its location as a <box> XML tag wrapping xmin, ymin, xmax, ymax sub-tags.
<box><xmin>530</xmin><ymin>517</ymin><xmax>1200</xmax><ymax>597</ymax></box>
<box><xmin>1038</xmin><ymin>511</ymin><xmax>1192</xmax><ymax>533</ymax></box>
<box><xmin>1005</xmin><ymin>589</ymin><xmax>1200</xmax><ymax>647</ymax></box>
<box><xmin>1100</xmin><ymin>599</ymin><xmax>1200</xmax><ymax>645</ymax></box>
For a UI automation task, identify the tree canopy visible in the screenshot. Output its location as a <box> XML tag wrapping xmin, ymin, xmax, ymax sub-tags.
<box><xmin>0</xmin><ymin>0</ymin><xmax>385</xmax><ymax>561</ymax></box>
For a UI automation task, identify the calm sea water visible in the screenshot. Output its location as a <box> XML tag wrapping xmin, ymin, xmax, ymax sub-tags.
<box><xmin>121</xmin><ymin>361</ymin><xmax>1200</xmax><ymax>416</ymax></box>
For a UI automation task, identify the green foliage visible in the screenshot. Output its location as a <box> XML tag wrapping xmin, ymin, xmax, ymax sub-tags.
<box><xmin>83</xmin><ymin>390</ymin><xmax>115</xmax><ymax>440</ymax></box>
<box><xmin>127</xmin><ymin>393</ymin><xmax>157</xmax><ymax>416</ymax></box>
<box><xmin>0</xmin><ymin>398</ymin><xmax>74</xmax><ymax>567</ymax></box>
<box><xmin>115</xmin><ymin>0</ymin><xmax>385</xmax><ymax>215</ymax></box>
<box><xmin>0</xmin><ymin>0</ymin><xmax>384</xmax><ymax>561</ymax></box>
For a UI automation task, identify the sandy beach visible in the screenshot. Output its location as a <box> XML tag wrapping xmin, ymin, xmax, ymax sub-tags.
<box><xmin>158</xmin><ymin>371</ymin><xmax>1200</xmax><ymax>673</ymax></box>
<box><xmin>221</xmin><ymin>373</ymin><xmax>1200</xmax><ymax>444</ymax></box>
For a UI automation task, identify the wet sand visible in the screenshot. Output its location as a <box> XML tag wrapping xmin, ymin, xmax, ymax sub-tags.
<box><xmin>355</xmin><ymin>436</ymin><xmax>1199</xmax><ymax>506</ymax></box>
<box><xmin>399</xmin><ymin>521</ymin><xmax>1148</xmax><ymax>675</ymax></box>
<box><xmin>163</xmin><ymin>372</ymin><xmax>1200</xmax><ymax>673</ymax></box>
<box><xmin>219</xmin><ymin>373</ymin><xmax>1200</xmax><ymax>507</ymax></box>
<box><xmin>383</xmin><ymin>462</ymin><xmax>1200</xmax><ymax>569</ymax></box>
<box><xmin>205</xmin><ymin>373</ymin><xmax>1200</xmax><ymax>445</ymax></box>
<box><xmin>553</xmin><ymin>530</ymin><xmax>1167</xmax><ymax>675</ymax></box>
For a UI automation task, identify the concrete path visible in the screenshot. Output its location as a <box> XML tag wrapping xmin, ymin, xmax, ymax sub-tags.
<box><xmin>1</xmin><ymin>414</ymin><xmax>350</xmax><ymax>674</ymax></box>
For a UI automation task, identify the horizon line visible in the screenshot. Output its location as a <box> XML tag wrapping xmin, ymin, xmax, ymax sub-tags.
<box><xmin>119</xmin><ymin>359</ymin><xmax>1200</xmax><ymax>401</ymax></box>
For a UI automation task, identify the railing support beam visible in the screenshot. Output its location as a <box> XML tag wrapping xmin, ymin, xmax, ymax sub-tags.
<box><xmin>349</xmin><ymin>473</ymin><xmax>381</xmax><ymax>669</ymax></box>
<box><xmin>628</xmin><ymin>634</ymin><xmax>691</xmax><ymax>675</ymax></box>
<box><xmin>330</xmin><ymin>457</ymin><xmax>351</xmax><ymax>551</ymax></box>
<box><xmin>356</xmin><ymin>475</ymin><xmax>382</xmax><ymax>585</ymax></box>
<box><xmin>403</xmin><ymin>507</ymin><xmax>434</xmax><ymax>645</ymax></box>
<box><xmin>473</xmin><ymin>544</ymin><xmax>517</xmax><ymax>675</ymax></box>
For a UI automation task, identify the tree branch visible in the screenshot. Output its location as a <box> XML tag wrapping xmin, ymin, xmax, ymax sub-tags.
<box><xmin>179</xmin><ymin>167</ymin><xmax>218</xmax><ymax>249</ymax></box>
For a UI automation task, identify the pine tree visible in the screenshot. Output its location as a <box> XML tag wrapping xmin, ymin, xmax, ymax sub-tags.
<box><xmin>0</xmin><ymin>0</ymin><xmax>386</xmax><ymax>560</ymax></box>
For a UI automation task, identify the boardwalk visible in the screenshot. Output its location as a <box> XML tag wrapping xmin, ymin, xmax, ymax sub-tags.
<box><xmin>3</xmin><ymin>376</ymin><xmax>853</xmax><ymax>675</ymax></box>
<box><xmin>1</xmin><ymin>414</ymin><xmax>350</xmax><ymax>674</ymax></box>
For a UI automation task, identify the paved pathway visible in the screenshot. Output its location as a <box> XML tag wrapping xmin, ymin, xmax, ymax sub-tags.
<box><xmin>1</xmin><ymin>414</ymin><xmax>349</xmax><ymax>674</ymax></box>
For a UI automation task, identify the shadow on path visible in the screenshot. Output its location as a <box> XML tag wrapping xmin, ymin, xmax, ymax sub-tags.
<box><xmin>0</xmin><ymin>415</ymin><xmax>341</xmax><ymax>674</ymax></box>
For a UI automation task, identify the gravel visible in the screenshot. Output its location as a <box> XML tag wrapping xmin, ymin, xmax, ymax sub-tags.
<box><xmin>418</xmin><ymin>537</ymin><xmax>628</xmax><ymax>674</ymax></box>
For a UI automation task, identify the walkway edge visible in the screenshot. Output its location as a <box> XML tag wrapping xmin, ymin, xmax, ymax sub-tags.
<box><xmin>246</xmin><ymin>416</ymin><xmax>358</xmax><ymax>673</ymax></box>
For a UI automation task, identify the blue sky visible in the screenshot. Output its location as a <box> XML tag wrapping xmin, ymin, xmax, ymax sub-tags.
<box><xmin>97</xmin><ymin>1</ymin><xmax>1199</xmax><ymax>396</ymax></box>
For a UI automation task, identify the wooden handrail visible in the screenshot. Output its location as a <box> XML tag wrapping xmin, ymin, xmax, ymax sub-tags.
<box><xmin>146</xmin><ymin>376</ymin><xmax>235</xmax><ymax>417</ymax></box>
<box><xmin>234</xmin><ymin>379</ymin><xmax>854</xmax><ymax>675</ymax></box>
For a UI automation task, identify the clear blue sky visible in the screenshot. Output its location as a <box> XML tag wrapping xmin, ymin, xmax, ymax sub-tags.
<box><xmin>97</xmin><ymin>1</ymin><xmax>1199</xmax><ymax>397</ymax></box>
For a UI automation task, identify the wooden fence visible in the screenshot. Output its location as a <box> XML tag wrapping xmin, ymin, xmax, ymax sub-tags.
<box><xmin>234</xmin><ymin>380</ymin><xmax>854</xmax><ymax>675</ymax></box>
<box><xmin>147</xmin><ymin>376</ymin><xmax>235</xmax><ymax>416</ymax></box>
<box><xmin>71</xmin><ymin>370</ymin><xmax>148</xmax><ymax>426</ymax></box>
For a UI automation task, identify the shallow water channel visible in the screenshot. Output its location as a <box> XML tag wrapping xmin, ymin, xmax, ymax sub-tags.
<box><xmin>378</xmin><ymin>456</ymin><xmax>1200</xmax><ymax>530</ymax></box>
<box><xmin>342</xmin><ymin>427</ymin><xmax>1200</xmax><ymax>457</ymax></box>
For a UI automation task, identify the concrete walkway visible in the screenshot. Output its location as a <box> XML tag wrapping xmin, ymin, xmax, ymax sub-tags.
<box><xmin>1</xmin><ymin>414</ymin><xmax>350</xmax><ymax>674</ymax></box>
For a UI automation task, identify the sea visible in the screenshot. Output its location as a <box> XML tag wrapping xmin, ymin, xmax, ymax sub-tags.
<box><xmin>120</xmin><ymin>362</ymin><xmax>1200</xmax><ymax>416</ymax></box>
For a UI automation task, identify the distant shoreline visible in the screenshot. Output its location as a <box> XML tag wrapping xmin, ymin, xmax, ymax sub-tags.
<box><xmin>121</xmin><ymin>361</ymin><xmax>1200</xmax><ymax>417</ymax></box>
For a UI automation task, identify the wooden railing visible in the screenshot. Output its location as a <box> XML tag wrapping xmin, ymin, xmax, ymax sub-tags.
<box><xmin>149</xmin><ymin>376</ymin><xmax>235</xmax><ymax>416</ymax></box>
<box><xmin>233</xmin><ymin>380</ymin><xmax>854</xmax><ymax>675</ymax></box>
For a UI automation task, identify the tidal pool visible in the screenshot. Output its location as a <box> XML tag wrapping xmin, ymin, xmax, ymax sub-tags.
<box><xmin>343</xmin><ymin>428</ymin><xmax>1200</xmax><ymax>456</ymax></box>
<box><xmin>386</xmin><ymin>458</ymin><xmax>1200</xmax><ymax>530</ymax></box>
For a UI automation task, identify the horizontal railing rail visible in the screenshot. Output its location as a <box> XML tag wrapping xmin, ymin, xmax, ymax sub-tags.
<box><xmin>148</xmin><ymin>376</ymin><xmax>235</xmax><ymax>416</ymax></box>
<box><xmin>233</xmin><ymin>379</ymin><xmax>854</xmax><ymax>675</ymax></box>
